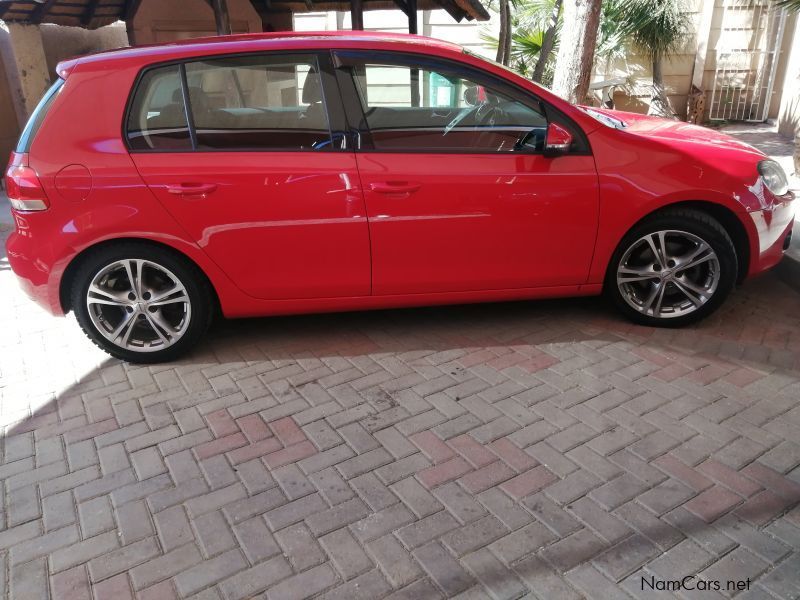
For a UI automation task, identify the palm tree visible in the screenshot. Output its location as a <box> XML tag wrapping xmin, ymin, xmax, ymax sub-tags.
<box><xmin>614</xmin><ymin>0</ymin><xmax>690</xmax><ymax>118</ymax></box>
<box><xmin>776</xmin><ymin>0</ymin><xmax>800</xmax><ymax>9</ymax></box>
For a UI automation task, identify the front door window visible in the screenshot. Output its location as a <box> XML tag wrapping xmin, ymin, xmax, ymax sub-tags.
<box><xmin>351</xmin><ymin>62</ymin><xmax>548</xmax><ymax>152</ymax></box>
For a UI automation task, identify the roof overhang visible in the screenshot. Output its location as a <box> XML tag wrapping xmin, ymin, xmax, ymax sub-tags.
<box><xmin>0</xmin><ymin>0</ymin><xmax>488</xmax><ymax>30</ymax></box>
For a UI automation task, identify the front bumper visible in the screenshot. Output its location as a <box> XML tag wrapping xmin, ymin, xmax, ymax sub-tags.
<box><xmin>747</xmin><ymin>192</ymin><xmax>796</xmax><ymax>277</ymax></box>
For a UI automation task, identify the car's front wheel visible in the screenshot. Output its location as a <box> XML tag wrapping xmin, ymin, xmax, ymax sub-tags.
<box><xmin>71</xmin><ymin>243</ymin><xmax>213</xmax><ymax>363</ymax></box>
<box><xmin>606</xmin><ymin>209</ymin><xmax>738</xmax><ymax>327</ymax></box>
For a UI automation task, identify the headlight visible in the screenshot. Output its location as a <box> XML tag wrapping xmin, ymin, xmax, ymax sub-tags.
<box><xmin>757</xmin><ymin>160</ymin><xmax>789</xmax><ymax>196</ymax></box>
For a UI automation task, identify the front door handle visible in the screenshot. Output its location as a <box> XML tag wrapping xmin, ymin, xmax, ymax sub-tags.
<box><xmin>370</xmin><ymin>181</ymin><xmax>421</xmax><ymax>195</ymax></box>
<box><xmin>165</xmin><ymin>183</ymin><xmax>218</xmax><ymax>197</ymax></box>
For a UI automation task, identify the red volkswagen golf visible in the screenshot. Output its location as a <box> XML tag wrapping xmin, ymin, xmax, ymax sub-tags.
<box><xmin>5</xmin><ymin>32</ymin><xmax>795</xmax><ymax>363</ymax></box>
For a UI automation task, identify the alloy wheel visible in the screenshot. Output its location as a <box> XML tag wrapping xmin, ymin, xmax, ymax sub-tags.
<box><xmin>86</xmin><ymin>259</ymin><xmax>192</xmax><ymax>352</ymax></box>
<box><xmin>616</xmin><ymin>229</ymin><xmax>721</xmax><ymax>319</ymax></box>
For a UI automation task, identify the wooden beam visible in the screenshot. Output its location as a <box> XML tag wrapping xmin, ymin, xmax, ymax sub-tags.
<box><xmin>81</xmin><ymin>0</ymin><xmax>101</xmax><ymax>25</ymax></box>
<box><xmin>350</xmin><ymin>0</ymin><xmax>363</xmax><ymax>30</ymax></box>
<box><xmin>31</xmin><ymin>0</ymin><xmax>59</xmax><ymax>23</ymax></box>
<box><xmin>434</xmin><ymin>0</ymin><xmax>466</xmax><ymax>23</ymax></box>
<box><xmin>124</xmin><ymin>0</ymin><xmax>143</xmax><ymax>21</ymax></box>
<box><xmin>211</xmin><ymin>0</ymin><xmax>232</xmax><ymax>35</ymax></box>
<box><xmin>393</xmin><ymin>0</ymin><xmax>409</xmax><ymax>16</ymax></box>
<box><xmin>407</xmin><ymin>0</ymin><xmax>417</xmax><ymax>33</ymax></box>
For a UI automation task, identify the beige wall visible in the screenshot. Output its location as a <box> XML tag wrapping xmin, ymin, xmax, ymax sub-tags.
<box><xmin>294</xmin><ymin>8</ymin><xmax>495</xmax><ymax>58</ymax></box>
<box><xmin>0</xmin><ymin>49</ymin><xmax>18</xmax><ymax>161</ymax></box>
<box><xmin>595</xmin><ymin>0</ymin><xmax>704</xmax><ymax>119</ymax></box>
<box><xmin>0</xmin><ymin>21</ymin><xmax>128</xmax><ymax>162</ymax></box>
<box><xmin>594</xmin><ymin>0</ymin><xmax>799</xmax><ymax>124</ymax></box>
<box><xmin>130</xmin><ymin>0</ymin><xmax>261</xmax><ymax>44</ymax></box>
<box><xmin>41</xmin><ymin>22</ymin><xmax>128</xmax><ymax>75</ymax></box>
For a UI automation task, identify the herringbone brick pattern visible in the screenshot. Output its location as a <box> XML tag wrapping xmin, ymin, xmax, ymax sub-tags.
<box><xmin>2</xmin><ymin>227</ymin><xmax>800</xmax><ymax>598</ymax></box>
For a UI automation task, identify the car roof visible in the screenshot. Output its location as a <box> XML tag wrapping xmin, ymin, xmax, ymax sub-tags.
<box><xmin>57</xmin><ymin>31</ymin><xmax>464</xmax><ymax>77</ymax></box>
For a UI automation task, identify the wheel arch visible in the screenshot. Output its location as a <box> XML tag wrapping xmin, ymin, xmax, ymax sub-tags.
<box><xmin>59</xmin><ymin>237</ymin><xmax>221</xmax><ymax>315</ymax></box>
<box><xmin>606</xmin><ymin>200</ymin><xmax>752</xmax><ymax>285</ymax></box>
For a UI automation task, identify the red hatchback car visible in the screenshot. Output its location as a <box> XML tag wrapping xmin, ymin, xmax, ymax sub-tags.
<box><xmin>5</xmin><ymin>32</ymin><xmax>796</xmax><ymax>363</ymax></box>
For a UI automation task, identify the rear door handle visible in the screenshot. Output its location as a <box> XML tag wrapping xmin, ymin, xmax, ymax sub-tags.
<box><xmin>165</xmin><ymin>183</ymin><xmax>218</xmax><ymax>197</ymax></box>
<box><xmin>369</xmin><ymin>182</ymin><xmax>421</xmax><ymax>195</ymax></box>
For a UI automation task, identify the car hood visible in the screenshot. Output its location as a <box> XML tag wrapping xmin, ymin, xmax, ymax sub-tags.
<box><xmin>583</xmin><ymin>107</ymin><xmax>766</xmax><ymax>160</ymax></box>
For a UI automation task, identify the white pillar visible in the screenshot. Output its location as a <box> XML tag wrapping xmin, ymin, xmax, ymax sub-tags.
<box><xmin>777</xmin><ymin>14</ymin><xmax>800</xmax><ymax>140</ymax></box>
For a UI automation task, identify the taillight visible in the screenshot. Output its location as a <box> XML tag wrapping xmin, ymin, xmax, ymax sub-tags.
<box><xmin>5</xmin><ymin>152</ymin><xmax>49</xmax><ymax>211</ymax></box>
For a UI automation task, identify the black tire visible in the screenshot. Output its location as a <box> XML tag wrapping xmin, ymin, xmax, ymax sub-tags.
<box><xmin>605</xmin><ymin>208</ymin><xmax>738</xmax><ymax>327</ymax></box>
<box><xmin>70</xmin><ymin>242</ymin><xmax>213</xmax><ymax>363</ymax></box>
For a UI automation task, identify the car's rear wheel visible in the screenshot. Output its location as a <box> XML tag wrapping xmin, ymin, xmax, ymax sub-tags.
<box><xmin>71</xmin><ymin>243</ymin><xmax>213</xmax><ymax>363</ymax></box>
<box><xmin>606</xmin><ymin>209</ymin><xmax>738</xmax><ymax>327</ymax></box>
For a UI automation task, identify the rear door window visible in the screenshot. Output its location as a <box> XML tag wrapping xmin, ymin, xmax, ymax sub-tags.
<box><xmin>183</xmin><ymin>54</ymin><xmax>331</xmax><ymax>151</ymax></box>
<box><xmin>126</xmin><ymin>55</ymin><xmax>332</xmax><ymax>152</ymax></box>
<box><xmin>126</xmin><ymin>65</ymin><xmax>192</xmax><ymax>151</ymax></box>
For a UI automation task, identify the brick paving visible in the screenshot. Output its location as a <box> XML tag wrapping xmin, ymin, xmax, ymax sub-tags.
<box><xmin>2</xmin><ymin>222</ymin><xmax>799</xmax><ymax>599</ymax></box>
<box><xmin>2</xmin><ymin>120</ymin><xmax>800</xmax><ymax>600</ymax></box>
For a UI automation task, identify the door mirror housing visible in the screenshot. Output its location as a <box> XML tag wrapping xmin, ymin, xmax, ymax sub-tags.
<box><xmin>544</xmin><ymin>122</ymin><xmax>574</xmax><ymax>157</ymax></box>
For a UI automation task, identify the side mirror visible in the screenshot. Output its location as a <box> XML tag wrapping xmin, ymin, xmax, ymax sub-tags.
<box><xmin>544</xmin><ymin>122</ymin><xmax>574</xmax><ymax>157</ymax></box>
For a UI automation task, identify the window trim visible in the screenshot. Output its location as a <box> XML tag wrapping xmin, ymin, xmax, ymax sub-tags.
<box><xmin>332</xmin><ymin>50</ymin><xmax>591</xmax><ymax>156</ymax></box>
<box><xmin>122</xmin><ymin>50</ymin><xmax>347</xmax><ymax>154</ymax></box>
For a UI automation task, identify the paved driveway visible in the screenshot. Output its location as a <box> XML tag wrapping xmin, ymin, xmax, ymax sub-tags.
<box><xmin>1</xmin><ymin>218</ymin><xmax>800</xmax><ymax>599</ymax></box>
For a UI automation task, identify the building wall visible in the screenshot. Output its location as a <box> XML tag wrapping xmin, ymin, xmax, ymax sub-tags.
<box><xmin>130</xmin><ymin>0</ymin><xmax>262</xmax><ymax>44</ymax></box>
<box><xmin>40</xmin><ymin>22</ymin><xmax>128</xmax><ymax>75</ymax></box>
<box><xmin>293</xmin><ymin>8</ymin><xmax>496</xmax><ymax>58</ymax></box>
<box><xmin>595</xmin><ymin>0</ymin><xmax>799</xmax><ymax>123</ymax></box>
<box><xmin>0</xmin><ymin>21</ymin><xmax>128</xmax><ymax>163</ymax></box>
<box><xmin>0</xmin><ymin>46</ymin><xmax>18</xmax><ymax>162</ymax></box>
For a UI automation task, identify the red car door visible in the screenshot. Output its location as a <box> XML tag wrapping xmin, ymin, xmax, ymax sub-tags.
<box><xmin>127</xmin><ymin>52</ymin><xmax>370</xmax><ymax>301</ymax></box>
<box><xmin>335</xmin><ymin>51</ymin><xmax>599</xmax><ymax>296</ymax></box>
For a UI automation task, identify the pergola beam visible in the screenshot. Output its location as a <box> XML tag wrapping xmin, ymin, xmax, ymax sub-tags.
<box><xmin>124</xmin><ymin>0</ymin><xmax>143</xmax><ymax>20</ymax></box>
<box><xmin>31</xmin><ymin>0</ymin><xmax>59</xmax><ymax>23</ymax></box>
<box><xmin>0</xmin><ymin>0</ymin><xmax>486</xmax><ymax>32</ymax></box>
<box><xmin>211</xmin><ymin>0</ymin><xmax>232</xmax><ymax>35</ymax></box>
<box><xmin>407</xmin><ymin>0</ymin><xmax>417</xmax><ymax>33</ymax></box>
<box><xmin>350</xmin><ymin>0</ymin><xmax>363</xmax><ymax>30</ymax></box>
<box><xmin>80</xmin><ymin>0</ymin><xmax>101</xmax><ymax>25</ymax></box>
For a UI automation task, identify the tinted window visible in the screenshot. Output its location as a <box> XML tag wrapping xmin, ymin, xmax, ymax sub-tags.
<box><xmin>184</xmin><ymin>54</ymin><xmax>331</xmax><ymax>150</ymax></box>
<box><xmin>127</xmin><ymin>65</ymin><xmax>192</xmax><ymax>151</ymax></box>
<box><xmin>352</xmin><ymin>63</ymin><xmax>547</xmax><ymax>152</ymax></box>
<box><xmin>17</xmin><ymin>79</ymin><xmax>64</xmax><ymax>153</ymax></box>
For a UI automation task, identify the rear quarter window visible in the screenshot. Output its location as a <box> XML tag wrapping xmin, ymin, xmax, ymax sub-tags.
<box><xmin>17</xmin><ymin>79</ymin><xmax>64</xmax><ymax>153</ymax></box>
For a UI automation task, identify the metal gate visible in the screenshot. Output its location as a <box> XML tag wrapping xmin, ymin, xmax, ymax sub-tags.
<box><xmin>709</xmin><ymin>0</ymin><xmax>787</xmax><ymax>122</ymax></box>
